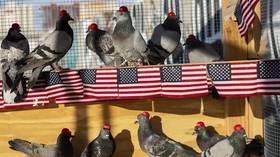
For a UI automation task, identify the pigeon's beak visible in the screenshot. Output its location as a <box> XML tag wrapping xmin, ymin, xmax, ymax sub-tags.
<box><xmin>112</xmin><ymin>16</ymin><xmax>117</xmax><ymax>21</ymax></box>
<box><xmin>134</xmin><ymin>120</ymin><xmax>138</xmax><ymax>124</ymax></box>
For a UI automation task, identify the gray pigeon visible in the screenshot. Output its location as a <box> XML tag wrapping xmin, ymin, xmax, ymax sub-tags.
<box><xmin>201</xmin><ymin>124</ymin><xmax>247</xmax><ymax>157</ymax></box>
<box><xmin>8</xmin><ymin>128</ymin><xmax>74</xmax><ymax>157</ymax></box>
<box><xmin>184</xmin><ymin>34</ymin><xmax>222</xmax><ymax>63</ymax></box>
<box><xmin>147</xmin><ymin>11</ymin><xmax>182</xmax><ymax>65</ymax></box>
<box><xmin>1</xmin><ymin>23</ymin><xmax>29</xmax><ymax>103</ymax></box>
<box><xmin>80</xmin><ymin>124</ymin><xmax>116</xmax><ymax>157</ymax></box>
<box><xmin>136</xmin><ymin>111</ymin><xmax>200</xmax><ymax>157</ymax></box>
<box><xmin>112</xmin><ymin>6</ymin><xmax>148</xmax><ymax>66</ymax></box>
<box><xmin>13</xmin><ymin>9</ymin><xmax>74</xmax><ymax>90</ymax></box>
<box><xmin>86</xmin><ymin>23</ymin><xmax>124</xmax><ymax>66</ymax></box>
<box><xmin>193</xmin><ymin>121</ymin><xmax>225</xmax><ymax>151</ymax></box>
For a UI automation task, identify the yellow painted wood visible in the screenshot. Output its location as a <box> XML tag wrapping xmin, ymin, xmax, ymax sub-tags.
<box><xmin>0</xmin><ymin>97</ymin><xmax>226</xmax><ymax>157</ymax></box>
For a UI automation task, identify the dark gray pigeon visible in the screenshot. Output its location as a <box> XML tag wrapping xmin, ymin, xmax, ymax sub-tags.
<box><xmin>194</xmin><ymin>122</ymin><xmax>264</xmax><ymax>156</ymax></box>
<box><xmin>201</xmin><ymin>124</ymin><xmax>247</xmax><ymax>157</ymax></box>
<box><xmin>86</xmin><ymin>23</ymin><xmax>124</xmax><ymax>67</ymax></box>
<box><xmin>8</xmin><ymin>128</ymin><xmax>74</xmax><ymax>157</ymax></box>
<box><xmin>193</xmin><ymin>121</ymin><xmax>225</xmax><ymax>151</ymax></box>
<box><xmin>1</xmin><ymin>23</ymin><xmax>29</xmax><ymax>103</ymax></box>
<box><xmin>112</xmin><ymin>6</ymin><xmax>148</xmax><ymax>66</ymax></box>
<box><xmin>136</xmin><ymin>111</ymin><xmax>200</xmax><ymax>157</ymax></box>
<box><xmin>147</xmin><ymin>11</ymin><xmax>182</xmax><ymax>65</ymax></box>
<box><xmin>13</xmin><ymin>9</ymin><xmax>74</xmax><ymax>90</ymax></box>
<box><xmin>80</xmin><ymin>124</ymin><xmax>116</xmax><ymax>157</ymax></box>
<box><xmin>184</xmin><ymin>34</ymin><xmax>222</xmax><ymax>63</ymax></box>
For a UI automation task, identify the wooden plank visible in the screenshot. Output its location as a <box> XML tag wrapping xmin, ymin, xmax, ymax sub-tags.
<box><xmin>0</xmin><ymin>98</ymin><xmax>226</xmax><ymax>157</ymax></box>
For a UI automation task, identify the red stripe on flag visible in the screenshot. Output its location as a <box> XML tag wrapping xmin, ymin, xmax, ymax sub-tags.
<box><xmin>118</xmin><ymin>66</ymin><xmax>161</xmax><ymax>100</ymax></box>
<box><xmin>212</xmin><ymin>62</ymin><xmax>258</xmax><ymax>96</ymax></box>
<box><xmin>83</xmin><ymin>68</ymin><xmax>118</xmax><ymax>101</ymax></box>
<box><xmin>161</xmin><ymin>64</ymin><xmax>209</xmax><ymax>98</ymax></box>
<box><xmin>47</xmin><ymin>70</ymin><xmax>84</xmax><ymax>104</ymax></box>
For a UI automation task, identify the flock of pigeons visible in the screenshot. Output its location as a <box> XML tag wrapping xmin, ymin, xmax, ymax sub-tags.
<box><xmin>0</xmin><ymin>6</ymin><xmax>222</xmax><ymax>104</ymax></box>
<box><xmin>8</xmin><ymin>111</ymin><xmax>263</xmax><ymax>157</ymax></box>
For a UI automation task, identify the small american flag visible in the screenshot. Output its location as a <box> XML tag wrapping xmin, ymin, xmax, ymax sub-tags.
<box><xmin>0</xmin><ymin>76</ymin><xmax>49</xmax><ymax>109</ymax></box>
<box><xmin>117</xmin><ymin>66</ymin><xmax>161</xmax><ymax>99</ymax></box>
<box><xmin>79</xmin><ymin>68</ymin><xmax>118</xmax><ymax>102</ymax></box>
<box><xmin>257</xmin><ymin>60</ymin><xmax>280</xmax><ymax>94</ymax></box>
<box><xmin>161</xmin><ymin>64</ymin><xmax>209</xmax><ymax>98</ymax></box>
<box><xmin>46</xmin><ymin>70</ymin><xmax>84</xmax><ymax>104</ymax></box>
<box><xmin>207</xmin><ymin>61</ymin><xmax>258</xmax><ymax>96</ymax></box>
<box><xmin>234</xmin><ymin>0</ymin><xmax>259</xmax><ymax>37</ymax></box>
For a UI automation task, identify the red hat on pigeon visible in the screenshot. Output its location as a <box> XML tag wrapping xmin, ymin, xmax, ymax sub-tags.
<box><xmin>233</xmin><ymin>124</ymin><xmax>243</xmax><ymax>131</ymax></box>
<box><xmin>88</xmin><ymin>23</ymin><xmax>98</xmax><ymax>31</ymax></box>
<box><xmin>196</xmin><ymin>121</ymin><xmax>205</xmax><ymax>127</ymax></box>
<box><xmin>103</xmin><ymin>124</ymin><xmax>111</xmax><ymax>130</ymax></box>
<box><xmin>167</xmin><ymin>11</ymin><xmax>176</xmax><ymax>17</ymax></box>
<box><xmin>142</xmin><ymin>111</ymin><xmax>150</xmax><ymax>118</ymax></box>
<box><xmin>11</xmin><ymin>23</ymin><xmax>20</xmax><ymax>29</ymax></box>
<box><xmin>59</xmin><ymin>9</ymin><xmax>68</xmax><ymax>17</ymax></box>
<box><xmin>119</xmin><ymin>6</ymin><xmax>129</xmax><ymax>13</ymax></box>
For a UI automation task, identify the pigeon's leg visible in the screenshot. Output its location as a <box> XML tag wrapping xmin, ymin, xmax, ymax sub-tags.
<box><xmin>120</xmin><ymin>60</ymin><xmax>128</xmax><ymax>66</ymax></box>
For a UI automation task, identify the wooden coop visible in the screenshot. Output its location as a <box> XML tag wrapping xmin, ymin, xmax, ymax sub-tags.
<box><xmin>0</xmin><ymin>0</ymin><xmax>277</xmax><ymax>157</ymax></box>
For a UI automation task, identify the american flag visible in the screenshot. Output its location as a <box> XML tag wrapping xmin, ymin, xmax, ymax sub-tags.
<box><xmin>161</xmin><ymin>64</ymin><xmax>209</xmax><ymax>98</ymax></box>
<box><xmin>0</xmin><ymin>76</ymin><xmax>49</xmax><ymax>110</ymax></box>
<box><xmin>46</xmin><ymin>70</ymin><xmax>84</xmax><ymax>104</ymax></box>
<box><xmin>257</xmin><ymin>60</ymin><xmax>280</xmax><ymax>95</ymax></box>
<box><xmin>79</xmin><ymin>68</ymin><xmax>118</xmax><ymax>101</ymax></box>
<box><xmin>207</xmin><ymin>61</ymin><xmax>258</xmax><ymax>96</ymax></box>
<box><xmin>234</xmin><ymin>0</ymin><xmax>259</xmax><ymax>37</ymax></box>
<box><xmin>117</xmin><ymin>66</ymin><xmax>161</xmax><ymax>99</ymax></box>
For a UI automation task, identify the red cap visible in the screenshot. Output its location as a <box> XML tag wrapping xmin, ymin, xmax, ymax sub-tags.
<box><xmin>119</xmin><ymin>6</ymin><xmax>129</xmax><ymax>13</ymax></box>
<box><xmin>167</xmin><ymin>11</ymin><xmax>176</xmax><ymax>17</ymax></box>
<box><xmin>59</xmin><ymin>9</ymin><xmax>68</xmax><ymax>17</ymax></box>
<box><xmin>196</xmin><ymin>121</ymin><xmax>205</xmax><ymax>127</ymax></box>
<box><xmin>61</xmin><ymin>128</ymin><xmax>71</xmax><ymax>134</ymax></box>
<box><xmin>103</xmin><ymin>124</ymin><xmax>111</xmax><ymax>130</ymax></box>
<box><xmin>11</xmin><ymin>23</ymin><xmax>20</xmax><ymax>29</ymax></box>
<box><xmin>233</xmin><ymin>124</ymin><xmax>243</xmax><ymax>131</ymax></box>
<box><xmin>88</xmin><ymin>23</ymin><xmax>98</xmax><ymax>31</ymax></box>
<box><xmin>142</xmin><ymin>111</ymin><xmax>150</xmax><ymax>118</ymax></box>
<box><xmin>188</xmin><ymin>34</ymin><xmax>196</xmax><ymax>40</ymax></box>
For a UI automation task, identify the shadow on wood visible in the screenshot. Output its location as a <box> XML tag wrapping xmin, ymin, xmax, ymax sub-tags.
<box><xmin>114</xmin><ymin>129</ymin><xmax>134</xmax><ymax>157</ymax></box>
<box><xmin>150</xmin><ymin>115</ymin><xmax>198</xmax><ymax>153</ymax></box>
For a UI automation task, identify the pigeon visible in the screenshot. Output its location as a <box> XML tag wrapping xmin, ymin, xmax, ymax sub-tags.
<box><xmin>80</xmin><ymin>124</ymin><xmax>116</xmax><ymax>157</ymax></box>
<box><xmin>12</xmin><ymin>9</ymin><xmax>74</xmax><ymax>90</ymax></box>
<box><xmin>112</xmin><ymin>6</ymin><xmax>149</xmax><ymax>66</ymax></box>
<box><xmin>8</xmin><ymin>128</ymin><xmax>74</xmax><ymax>157</ymax></box>
<box><xmin>1</xmin><ymin>23</ymin><xmax>29</xmax><ymax>103</ymax></box>
<box><xmin>194</xmin><ymin>121</ymin><xmax>264</xmax><ymax>156</ymax></box>
<box><xmin>147</xmin><ymin>11</ymin><xmax>182</xmax><ymax>65</ymax></box>
<box><xmin>86</xmin><ymin>23</ymin><xmax>124</xmax><ymax>66</ymax></box>
<box><xmin>201</xmin><ymin>124</ymin><xmax>247</xmax><ymax>157</ymax></box>
<box><xmin>136</xmin><ymin>111</ymin><xmax>200</xmax><ymax>157</ymax></box>
<box><xmin>184</xmin><ymin>34</ymin><xmax>222</xmax><ymax>63</ymax></box>
<box><xmin>193</xmin><ymin>121</ymin><xmax>225</xmax><ymax>151</ymax></box>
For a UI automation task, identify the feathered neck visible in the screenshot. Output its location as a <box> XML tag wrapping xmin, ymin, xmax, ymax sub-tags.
<box><xmin>5</xmin><ymin>29</ymin><xmax>26</xmax><ymax>42</ymax></box>
<box><xmin>162</xmin><ymin>17</ymin><xmax>181</xmax><ymax>33</ymax></box>
<box><xmin>56</xmin><ymin>18</ymin><xmax>73</xmax><ymax>37</ymax></box>
<box><xmin>113</xmin><ymin>14</ymin><xmax>135</xmax><ymax>38</ymax></box>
